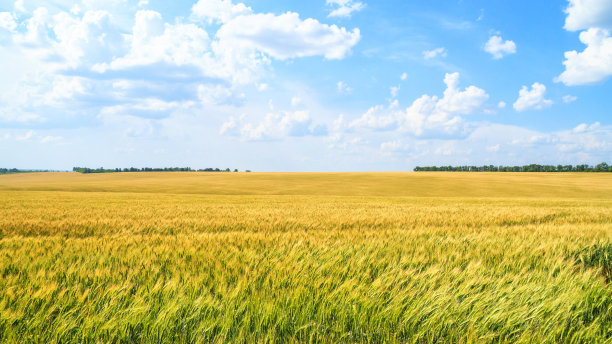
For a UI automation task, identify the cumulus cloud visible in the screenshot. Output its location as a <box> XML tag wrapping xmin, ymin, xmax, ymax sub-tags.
<box><xmin>99</xmin><ymin>98</ymin><xmax>189</xmax><ymax>120</ymax></box>
<box><xmin>513</xmin><ymin>82</ymin><xmax>553</xmax><ymax>112</ymax></box>
<box><xmin>14</xmin><ymin>7</ymin><xmax>53</xmax><ymax>47</ymax></box>
<box><xmin>573</xmin><ymin>122</ymin><xmax>600</xmax><ymax>133</ymax></box>
<box><xmin>554</xmin><ymin>122</ymin><xmax>610</xmax><ymax>154</ymax></box>
<box><xmin>558</xmin><ymin>1</ymin><xmax>612</xmax><ymax>86</ymax></box>
<box><xmin>486</xmin><ymin>144</ymin><xmax>500</xmax><ymax>152</ymax></box>
<box><xmin>484</xmin><ymin>35</ymin><xmax>516</xmax><ymax>59</ymax></box>
<box><xmin>40</xmin><ymin>135</ymin><xmax>63</xmax><ymax>143</ymax></box>
<box><xmin>390</xmin><ymin>85</ymin><xmax>400</xmax><ymax>98</ymax></box>
<box><xmin>16</xmin><ymin>130</ymin><xmax>35</xmax><ymax>141</ymax></box>
<box><xmin>100</xmin><ymin>10</ymin><xmax>212</xmax><ymax>75</ymax></box>
<box><xmin>0</xmin><ymin>1</ymin><xmax>361</xmax><ymax>128</ymax></box>
<box><xmin>422</xmin><ymin>47</ymin><xmax>447</xmax><ymax>60</ymax></box>
<box><xmin>221</xmin><ymin>110</ymin><xmax>327</xmax><ymax>140</ymax></box>
<box><xmin>564</xmin><ymin>0</ymin><xmax>612</xmax><ymax>31</ymax></box>
<box><xmin>349</xmin><ymin>104</ymin><xmax>398</xmax><ymax>131</ymax></box>
<box><xmin>488</xmin><ymin>122</ymin><xmax>612</xmax><ymax>159</ymax></box>
<box><xmin>375</xmin><ymin>122</ymin><xmax>612</xmax><ymax>167</ymax></box>
<box><xmin>436</xmin><ymin>73</ymin><xmax>490</xmax><ymax>115</ymax></box>
<box><xmin>556</xmin><ymin>28</ymin><xmax>612</xmax><ymax>85</ymax></box>
<box><xmin>291</xmin><ymin>96</ymin><xmax>302</xmax><ymax>107</ymax></box>
<box><xmin>14</xmin><ymin>0</ymin><xmax>26</xmax><ymax>13</ymax></box>
<box><xmin>191</xmin><ymin>0</ymin><xmax>252</xmax><ymax>24</ymax></box>
<box><xmin>327</xmin><ymin>0</ymin><xmax>365</xmax><ymax>18</ymax></box>
<box><xmin>0</xmin><ymin>12</ymin><xmax>17</xmax><ymax>31</ymax></box>
<box><xmin>349</xmin><ymin>72</ymin><xmax>489</xmax><ymax>137</ymax></box>
<box><xmin>52</xmin><ymin>10</ymin><xmax>125</xmax><ymax>68</ymax></box>
<box><xmin>563</xmin><ymin>95</ymin><xmax>578</xmax><ymax>103</ymax></box>
<box><xmin>197</xmin><ymin>84</ymin><xmax>245</xmax><ymax>106</ymax></box>
<box><xmin>215</xmin><ymin>12</ymin><xmax>360</xmax><ymax>60</ymax></box>
<box><xmin>337</xmin><ymin>81</ymin><xmax>352</xmax><ymax>94</ymax></box>
<box><xmin>98</xmin><ymin>108</ymin><xmax>156</xmax><ymax>138</ymax></box>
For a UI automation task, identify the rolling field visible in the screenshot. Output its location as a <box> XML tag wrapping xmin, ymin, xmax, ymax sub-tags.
<box><xmin>1</xmin><ymin>172</ymin><xmax>611</xmax><ymax>343</ymax></box>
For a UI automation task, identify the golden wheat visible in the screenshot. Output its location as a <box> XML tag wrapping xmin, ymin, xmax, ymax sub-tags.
<box><xmin>0</xmin><ymin>172</ymin><xmax>611</xmax><ymax>343</ymax></box>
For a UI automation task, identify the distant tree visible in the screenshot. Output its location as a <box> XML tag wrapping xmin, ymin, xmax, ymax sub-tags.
<box><xmin>596</xmin><ymin>162</ymin><xmax>609</xmax><ymax>172</ymax></box>
<box><xmin>413</xmin><ymin>163</ymin><xmax>611</xmax><ymax>173</ymax></box>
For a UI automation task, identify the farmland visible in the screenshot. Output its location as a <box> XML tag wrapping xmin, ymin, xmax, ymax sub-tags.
<box><xmin>0</xmin><ymin>172</ymin><xmax>611</xmax><ymax>343</ymax></box>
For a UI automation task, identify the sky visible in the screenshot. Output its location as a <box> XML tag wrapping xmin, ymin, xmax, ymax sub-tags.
<box><xmin>0</xmin><ymin>0</ymin><xmax>611</xmax><ymax>171</ymax></box>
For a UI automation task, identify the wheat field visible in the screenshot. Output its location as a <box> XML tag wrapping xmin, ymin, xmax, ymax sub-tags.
<box><xmin>0</xmin><ymin>172</ymin><xmax>611</xmax><ymax>343</ymax></box>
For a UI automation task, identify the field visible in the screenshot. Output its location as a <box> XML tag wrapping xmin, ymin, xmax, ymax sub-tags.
<box><xmin>1</xmin><ymin>172</ymin><xmax>611</xmax><ymax>343</ymax></box>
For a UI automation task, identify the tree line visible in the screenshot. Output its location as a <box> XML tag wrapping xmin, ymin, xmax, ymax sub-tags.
<box><xmin>72</xmin><ymin>167</ymin><xmax>250</xmax><ymax>173</ymax></box>
<box><xmin>0</xmin><ymin>168</ymin><xmax>52</xmax><ymax>174</ymax></box>
<box><xmin>414</xmin><ymin>163</ymin><xmax>612</xmax><ymax>172</ymax></box>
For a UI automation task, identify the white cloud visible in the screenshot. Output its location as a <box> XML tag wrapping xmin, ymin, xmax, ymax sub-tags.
<box><xmin>215</xmin><ymin>11</ymin><xmax>360</xmax><ymax>60</ymax></box>
<box><xmin>337</xmin><ymin>81</ymin><xmax>352</xmax><ymax>94</ymax></box>
<box><xmin>349</xmin><ymin>104</ymin><xmax>397</xmax><ymax>131</ymax></box>
<box><xmin>331</xmin><ymin>114</ymin><xmax>346</xmax><ymax>132</ymax></box>
<box><xmin>556</xmin><ymin>28</ymin><xmax>612</xmax><ymax>85</ymax></box>
<box><xmin>436</xmin><ymin>73</ymin><xmax>489</xmax><ymax>115</ymax></box>
<box><xmin>99</xmin><ymin>99</ymin><xmax>188</xmax><ymax>119</ymax></box>
<box><xmin>0</xmin><ymin>12</ymin><xmax>17</xmax><ymax>32</ymax></box>
<box><xmin>390</xmin><ymin>85</ymin><xmax>400</xmax><ymax>98</ymax></box>
<box><xmin>486</xmin><ymin>144</ymin><xmax>500</xmax><ymax>152</ymax></box>
<box><xmin>559</xmin><ymin>1</ymin><xmax>612</xmax><ymax>86</ymax></box>
<box><xmin>573</xmin><ymin>123</ymin><xmax>588</xmax><ymax>133</ymax></box>
<box><xmin>489</xmin><ymin>122</ymin><xmax>611</xmax><ymax>158</ymax></box>
<box><xmin>14</xmin><ymin>7</ymin><xmax>53</xmax><ymax>47</ymax></box>
<box><xmin>1</xmin><ymin>1</ymin><xmax>362</xmax><ymax>128</ymax></box>
<box><xmin>52</xmin><ymin>10</ymin><xmax>125</xmax><ymax>68</ymax></box>
<box><xmin>40</xmin><ymin>135</ymin><xmax>63</xmax><ymax>143</ymax></box>
<box><xmin>16</xmin><ymin>130</ymin><xmax>34</xmax><ymax>141</ymax></box>
<box><xmin>14</xmin><ymin>0</ymin><xmax>25</xmax><ymax>13</ymax></box>
<box><xmin>564</xmin><ymin>0</ymin><xmax>612</xmax><ymax>31</ymax></box>
<box><xmin>380</xmin><ymin>140</ymin><xmax>402</xmax><ymax>151</ymax></box>
<box><xmin>563</xmin><ymin>94</ymin><xmax>578</xmax><ymax>103</ymax></box>
<box><xmin>221</xmin><ymin>110</ymin><xmax>327</xmax><ymax>140</ymax></box>
<box><xmin>498</xmin><ymin>101</ymin><xmax>506</xmax><ymax>109</ymax></box>
<box><xmin>219</xmin><ymin>115</ymin><xmax>240</xmax><ymax>135</ymax></box>
<box><xmin>291</xmin><ymin>96</ymin><xmax>302</xmax><ymax>107</ymax></box>
<box><xmin>374</xmin><ymin>122</ymin><xmax>612</xmax><ymax>167</ymax></box>
<box><xmin>554</xmin><ymin>122</ymin><xmax>609</xmax><ymax>154</ymax></box>
<box><xmin>477</xmin><ymin>8</ymin><xmax>484</xmax><ymax>22</ymax></box>
<box><xmin>349</xmin><ymin>72</ymin><xmax>489</xmax><ymax>137</ymax></box>
<box><xmin>70</xmin><ymin>5</ymin><xmax>82</xmax><ymax>15</ymax></box>
<box><xmin>197</xmin><ymin>84</ymin><xmax>245</xmax><ymax>106</ymax></box>
<box><xmin>98</xmin><ymin>107</ymin><xmax>156</xmax><ymax>137</ymax></box>
<box><xmin>0</xmin><ymin>107</ymin><xmax>42</xmax><ymax>123</ymax></box>
<box><xmin>484</xmin><ymin>35</ymin><xmax>516</xmax><ymax>59</ymax></box>
<box><xmin>422</xmin><ymin>47</ymin><xmax>447</xmax><ymax>60</ymax></box>
<box><xmin>573</xmin><ymin>122</ymin><xmax>600</xmax><ymax>133</ymax></box>
<box><xmin>513</xmin><ymin>82</ymin><xmax>553</xmax><ymax>112</ymax></box>
<box><xmin>191</xmin><ymin>0</ymin><xmax>252</xmax><ymax>25</ymax></box>
<box><xmin>400</xmin><ymin>72</ymin><xmax>408</xmax><ymax>81</ymax></box>
<box><xmin>327</xmin><ymin>0</ymin><xmax>365</xmax><ymax>18</ymax></box>
<box><xmin>104</xmin><ymin>10</ymin><xmax>212</xmax><ymax>74</ymax></box>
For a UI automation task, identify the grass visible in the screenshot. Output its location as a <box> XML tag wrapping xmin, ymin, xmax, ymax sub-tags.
<box><xmin>0</xmin><ymin>172</ymin><xmax>611</xmax><ymax>343</ymax></box>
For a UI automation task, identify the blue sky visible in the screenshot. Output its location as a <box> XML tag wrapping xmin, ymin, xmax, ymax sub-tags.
<box><xmin>1</xmin><ymin>0</ymin><xmax>611</xmax><ymax>171</ymax></box>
